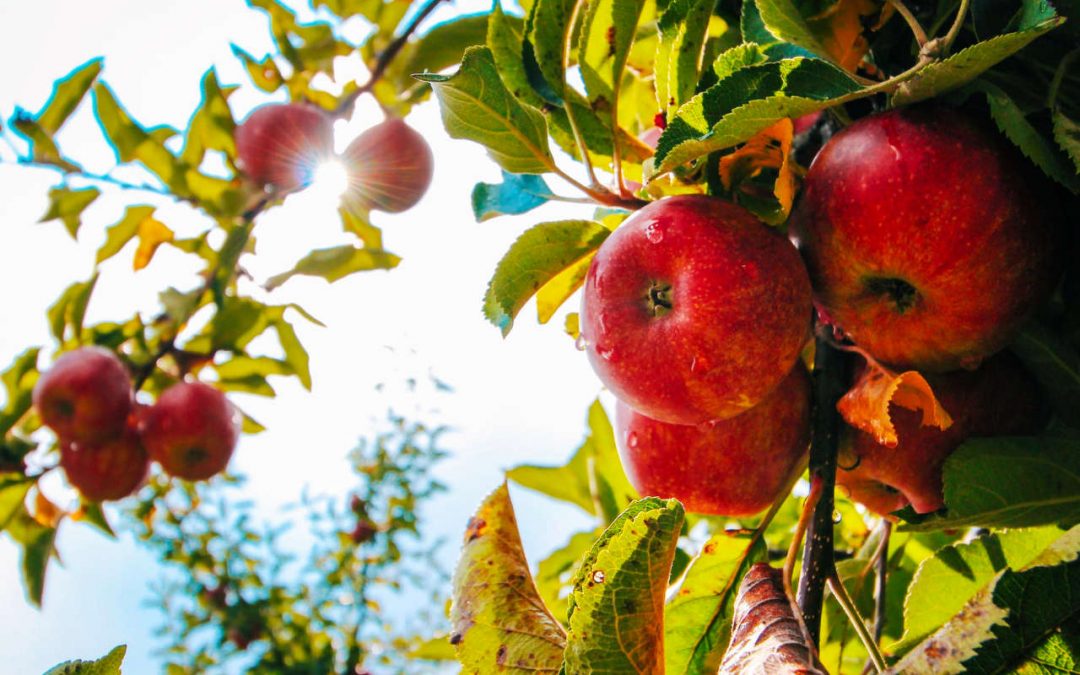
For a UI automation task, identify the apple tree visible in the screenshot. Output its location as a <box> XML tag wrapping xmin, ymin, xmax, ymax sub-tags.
<box><xmin>2</xmin><ymin>0</ymin><xmax>1079</xmax><ymax>671</ymax></box>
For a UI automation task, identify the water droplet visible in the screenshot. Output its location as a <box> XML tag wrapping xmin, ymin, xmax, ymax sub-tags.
<box><xmin>591</xmin><ymin>569</ymin><xmax>606</xmax><ymax>584</ymax></box>
<box><xmin>644</xmin><ymin>222</ymin><xmax>664</xmax><ymax>243</ymax></box>
<box><xmin>574</xmin><ymin>334</ymin><xmax>589</xmax><ymax>351</ymax></box>
<box><xmin>627</xmin><ymin>432</ymin><xmax>639</xmax><ymax>449</ymax></box>
<box><xmin>832</xmin><ymin>510</ymin><xmax>843</xmax><ymax>523</ymax></box>
<box><xmin>597</xmin><ymin>345</ymin><xmax>615</xmax><ymax>361</ymax></box>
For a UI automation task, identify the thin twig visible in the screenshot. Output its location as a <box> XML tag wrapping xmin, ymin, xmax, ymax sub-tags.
<box><xmin>785</xmin><ymin>474</ymin><xmax>824</xmax><ymax>599</ymax></box>
<box><xmin>334</xmin><ymin>0</ymin><xmax>449</xmax><ymax>118</ymax></box>
<box><xmin>828</xmin><ymin>573</ymin><xmax>887</xmax><ymax>673</ymax></box>
<box><xmin>871</xmin><ymin>521</ymin><xmax>891</xmax><ymax>642</ymax></box>
<box><xmin>3</xmin><ymin>157</ymin><xmax>183</xmax><ymax>201</ymax></box>
<box><xmin>885</xmin><ymin>0</ymin><xmax>929</xmax><ymax>47</ymax></box>
<box><xmin>1048</xmin><ymin>48</ymin><xmax>1080</xmax><ymax>110</ymax></box>
<box><xmin>561</xmin><ymin>0</ymin><xmax>601</xmax><ymax>190</ymax></box>
<box><xmin>939</xmin><ymin>0</ymin><xmax>972</xmax><ymax>56</ymax></box>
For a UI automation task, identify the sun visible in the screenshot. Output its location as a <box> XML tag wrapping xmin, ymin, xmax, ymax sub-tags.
<box><xmin>307</xmin><ymin>159</ymin><xmax>350</xmax><ymax>202</ymax></box>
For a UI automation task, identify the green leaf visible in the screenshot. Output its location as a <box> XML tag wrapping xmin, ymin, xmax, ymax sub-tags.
<box><xmin>93</xmin><ymin>83</ymin><xmax>186</xmax><ymax>193</ymax></box>
<box><xmin>578</xmin><ymin>0</ymin><xmax>647</xmax><ymax>106</ymax></box>
<box><xmin>665</xmin><ymin>531</ymin><xmax>769</xmax><ymax>674</ymax></box>
<box><xmin>652</xmin><ymin>56</ymin><xmax>862</xmax><ymax>176</ymax></box>
<box><xmin>1011</xmin><ymin>323</ymin><xmax>1080</xmax><ymax>424</ymax></box>
<box><xmin>1054</xmin><ymin>109</ymin><xmax>1080</xmax><ymax>174</ymax></box>
<box><xmin>974</xmin><ymin>82</ymin><xmax>1080</xmax><ymax>193</ymax></box>
<box><xmin>216</xmin><ymin>356</ymin><xmax>293</xmax><ymax>380</ymax></box>
<box><xmin>891</xmin><ymin>15</ymin><xmax>1064</xmax><ymax>106</ymax></box>
<box><xmin>1011</xmin><ymin>617</ymin><xmax>1080</xmax><ymax>674</ymax></box>
<box><xmin>264</xmin><ymin>245</ymin><xmax>401</xmax><ymax>291</ymax></box>
<box><xmin>76</xmin><ymin>501</ymin><xmax>116</xmax><ymax>539</ymax></box>
<box><xmin>527</xmin><ymin>0</ymin><xmax>576</xmax><ymax>99</ymax></box>
<box><xmin>0</xmin><ymin>474</ymin><xmax>33</xmax><ymax>532</ymax></box>
<box><xmin>508</xmin><ymin>399</ymin><xmax>636</xmax><ymax>518</ymax></box>
<box><xmin>46</xmin><ymin>276</ymin><xmax>99</xmax><ymax>344</ymax></box>
<box><xmin>269</xmin><ymin>309</ymin><xmax>312</xmax><ymax>391</ymax></box>
<box><xmin>564</xmin><ymin>498</ymin><xmax>685</xmax><ymax>673</ymax></box>
<box><xmin>8</xmin><ymin>511</ymin><xmax>57</xmax><ymax>607</ymax></box>
<box><xmin>450</xmin><ymin>483</ymin><xmax>567</xmax><ymax>673</ymax></box>
<box><xmin>417</xmin><ymin>46</ymin><xmax>555</xmax><ymax>174</ymax></box>
<box><xmin>0</xmin><ymin>348</ymin><xmax>41</xmax><ymax>436</ymax></box>
<box><xmin>97</xmin><ymin>205</ymin><xmax>156</xmax><ymax>264</ymax></box>
<box><xmin>471</xmin><ymin>171</ymin><xmax>556</xmax><ymax>221</ymax></box>
<box><xmin>230</xmin><ymin>44</ymin><xmax>283</xmax><ymax>93</ymax></box>
<box><xmin>39</xmin><ymin>187</ymin><xmax>100</xmax><ymax>239</ymax></box>
<box><xmin>483</xmin><ymin>220</ymin><xmax>610</xmax><ymax>336</ymax></box>
<box><xmin>37</xmin><ymin>59</ymin><xmax>104</xmax><ymax>135</ymax></box>
<box><xmin>900</xmin><ymin>433</ymin><xmax>1080</xmax><ymax>531</ymax></box>
<box><xmin>402</xmin><ymin>13</ymin><xmax>492</xmax><ymax>81</ymax></box>
<box><xmin>893</xmin><ymin>526</ymin><xmax>1080</xmax><ymax>674</ymax></box>
<box><xmin>656</xmin><ymin>0</ymin><xmax>716</xmax><ymax>116</ymax></box>
<box><xmin>487</xmin><ymin>2</ymin><xmax>548</xmax><ymax>109</ymax></box>
<box><xmin>10</xmin><ymin>113</ymin><xmax>79</xmax><ymax>172</ymax></box>
<box><xmin>536</xmin><ymin>529</ymin><xmax>600</xmax><ymax>621</ymax></box>
<box><xmin>754</xmin><ymin>0</ymin><xmax>830</xmax><ymax>60</ymax></box>
<box><xmin>44</xmin><ymin>644</ymin><xmax>126</xmax><ymax>675</ymax></box>
<box><xmin>893</xmin><ymin>527</ymin><xmax>1067</xmax><ymax>653</ymax></box>
<box><xmin>407</xmin><ymin>635</ymin><xmax>457</xmax><ymax>661</ymax></box>
<box><xmin>339</xmin><ymin>207</ymin><xmax>384</xmax><ymax>249</ymax></box>
<box><xmin>180</xmin><ymin>69</ymin><xmax>237</xmax><ymax>167</ymax></box>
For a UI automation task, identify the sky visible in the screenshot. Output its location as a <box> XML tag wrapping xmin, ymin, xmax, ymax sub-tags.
<box><xmin>0</xmin><ymin>1</ymin><xmax>607</xmax><ymax>671</ymax></box>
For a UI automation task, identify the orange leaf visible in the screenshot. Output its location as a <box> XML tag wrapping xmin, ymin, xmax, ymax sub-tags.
<box><xmin>838</xmin><ymin>359</ymin><xmax>953</xmax><ymax>447</ymax></box>
<box><xmin>32</xmin><ymin>489</ymin><xmax>64</xmax><ymax>528</ymax></box>
<box><xmin>806</xmin><ymin>0</ymin><xmax>890</xmax><ymax>73</ymax></box>
<box><xmin>718</xmin><ymin>119</ymin><xmax>798</xmax><ymax>221</ymax></box>
<box><xmin>133</xmin><ymin>217</ymin><xmax>174</xmax><ymax>271</ymax></box>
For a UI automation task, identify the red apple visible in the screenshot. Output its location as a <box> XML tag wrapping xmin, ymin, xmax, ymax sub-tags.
<box><xmin>142</xmin><ymin>381</ymin><xmax>240</xmax><ymax>481</ymax></box>
<box><xmin>615</xmin><ymin>363</ymin><xmax>811</xmax><ymax>515</ymax></box>
<box><xmin>33</xmin><ymin>346</ymin><xmax>133</xmax><ymax>444</ymax></box>
<box><xmin>836</xmin><ymin>352</ymin><xmax>1047</xmax><ymax>516</ymax></box>
<box><xmin>793</xmin><ymin>105</ymin><xmax>1066</xmax><ymax>372</ymax></box>
<box><xmin>60</xmin><ymin>427</ymin><xmax>149</xmax><ymax>502</ymax></box>
<box><xmin>580</xmin><ymin>195</ymin><xmax>812</xmax><ymax>425</ymax></box>
<box><xmin>342</xmin><ymin>117</ymin><xmax>433</xmax><ymax>213</ymax></box>
<box><xmin>235</xmin><ymin>103</ymin><xmax>335</xmax><ymax>191</ymax></box>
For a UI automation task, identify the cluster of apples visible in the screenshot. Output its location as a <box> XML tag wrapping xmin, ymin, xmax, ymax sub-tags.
<box><xmin>583</xmin><ymin>104</ymin><xmax>1066</xmax><ymax>517</ymax></box>
<box><xmin>234</xmin><ymin>102</ymin><xmax>433</xmax><ymax>212</ymax></box>
<box><xmin>33</xmin><ymin>347</ymin><xmax>239</xmax><ymax>502</ymax></box>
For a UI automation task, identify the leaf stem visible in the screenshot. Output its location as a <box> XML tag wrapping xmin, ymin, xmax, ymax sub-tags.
<box><xmin>939</xmin><ymin>0</ymin><xmax>971</xmax><ymax>57</ymax></box>
<box><xmin>1048</xmin><ymin>47</ymin><xmax>1080</xmax><ymax>110</ymax></box>
<box><xmin>561</xmin><ymin>0</ymin><xmax>602</xmax><ymax>190</ymax></box>
<box><xmin>828</xmin><ymin>573</ymin><xmax>887</xmax><ymax>673</ymax></box>
<box><xmin>797</xmin><ymin>333</ymin><xmax>851</xmax><ymax>644</ymax></box>
<box><xmin>334</xmin><ymin>0</ymin><xmax>449</xmax><ymax>118</ymax></box>
<box><xmin>885</xmin><ymin>0</ymin><xmax>929</xmax><ymax>47</ymax></box>
<box><xmin>785</xmin><ymin>474</ymin><xmax>823</xmax><ymax>598</ymax></box>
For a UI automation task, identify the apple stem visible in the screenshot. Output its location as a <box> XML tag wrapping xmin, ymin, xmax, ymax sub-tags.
<box><xmin>828</xmin><ymin>572</ymin><xmax>888</xmax><ymax>673</ymax></box>
<box><xmin>939</xmin><ymin>0</ymin><xmax>972</xmax><ymax>57</ymax></box>
<box><xmin>885</xmin><ymin>0</ymin><xmax>929</xmax><ymax>48</ymax></box>
<box><xmin>797</xmin><ymin>334</ymin><xmax>852</xmax><ymax>644</ymax></box>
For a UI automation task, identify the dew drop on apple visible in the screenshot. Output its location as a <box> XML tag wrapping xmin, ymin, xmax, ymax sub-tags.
<box><xmin>574</xmin><ymin>334</ymin><xmax>589</xmax><ymax>351</ymax></box>
<box><xmin>627</xmin><ymin>432</ymin><xmax>639</xmax><ymax>449</ymax></box>
<box><xmin>645</xmin><ymin>222</ymin><xmax>664</xmax><ymax>243</ymax></box>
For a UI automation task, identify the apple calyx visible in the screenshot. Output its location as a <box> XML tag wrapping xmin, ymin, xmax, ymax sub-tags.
<box><xmin>646</xmin><ymin>281</ymin><xmax>673</xmax><ymax>317</ymax></box>
<box><xmin>864</xmin><ymin>276</ymin><xmax>920</xmax><ymax>314</ymax></box>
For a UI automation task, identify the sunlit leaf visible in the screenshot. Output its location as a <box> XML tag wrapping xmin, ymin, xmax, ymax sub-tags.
<box><xmin>46</xmin><ymin>276</ymin><xmax>98</xmax><ymax>344</ymax></box>
<box><xmin>264</xmin><ymin>245</ymin><xmax>401</xmax><ymax>291</ymax></box>
<box><xmin>97</xmin><ymin>205</ymin><xmax>156</xmax><ymax>265</ymax></box>
<box><xmin>535</xmin><ymin>529</ymin><xmax>600</xmax><ymax>622</ymax></box>
<box><xmin>665</xmin><ymin>531</ymin><xmax>769</xmax><ymax>674</ymax></box>
<box><xmin>133</xmin><ymin>217</ymin><xmax>174</xmax><ymax>271</ymax></box>
<box><xmin>37</xmin><ymin>59</ymin><xmax>104</xmax><ymax>135</ymax></box>
<box><xmin>93</xmin><ymin>83</ymin><xmax>186</xmax><ymax>193</ymax></box>
<box><xmin>44</xmin><ymin>644</ymin><xmax>126</xmax><ymax>675</ymax></box>
<box><xmin>180</xmin><ymin>69</ymin><xmax>237</xmax><ymax>167</ymax></box>
<box><xmin>0</xmin><ymin>474</ymin><xmax>34</xmax><ymax>532</ymax></box>
<box><xmin>230</xmin><ymin>44</ymin><xmax>283</xmax><ymax>93</ymax></box>
<box><xmin>656</xmin><ymin>0</ymin><xmax>715</xmax><ymax>116</ymax></box>
<box><xmin>535</xmin><ymin>253</ymin><xmax>593</xmax><ymax>324</ymax></box>
<box><xmin>7</xmin><ymin>511</ymin><xmax>57</xmax><ymax>606</ymax></box>
<box><xmin>578</xmin><ymin>0</ymin><xmax>647</xmax><ymax>107</ymax></box>
<box><xmin>71</xmin><ymin>501</ymin><xmax>116</xmax><ymax>539</ymax></box>
<box><xmin>483</xmin><ymin>220</ymin><xmax>610</xmax><ymax>336</ymax></box>
<box><xmin>717</xmin><ymin>118</ymin><xmax>797</xmax><ymax>224</ymax></box>
<box><xmin>450</xmin><ymin>483</ymin><xmax>566</xmax><ymax>673</ymax></box>
<box><xmin>401</xmin><ymin>13</ymin><xmax>492</xmax><ymax>82</ymax></box>
<box><xmin>339</xmin><ymin>207</ymin><xmax>384</xmax><ymax>249</ymax></box>
<box><xmin>417</xmin><ymin>47</ymin><xmax>555</xmax><ymax>174</ymax></box>
<box><xmin>38</xmin><ymin>187</ymin><xmax>100</xmax><ymax>239</ymax></box>
<box><xmin>838</xmin><ymin>360</ymin><xmax>953</xmax><ymax>447</ymax></box>
<box><xmin>564</xmin><ymin>498</ymin><xmax>685</xmax><ymax>673</ymax></box>
<box><xmin>526</xmin><ymin>0</ymin><xmax>576</xmax><ymax>100</ymax></box>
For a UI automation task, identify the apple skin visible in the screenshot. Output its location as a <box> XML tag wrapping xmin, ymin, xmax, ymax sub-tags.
<box><xmin>836</xmin><ymin>352</ymin><xmax>1047</xmax><ymax>516</ymax></box>
<box><xmin>33</xmin><ymin>346</ymin><xmax>133</xmax><ymax>444</ymax></box>
<box><xmin>793</xmin><ymin>105</ymin><xmax>1066</xmax><ymax>372</ymax></box>
<box><xmin>342</xmin><ymin>117</ymin><xmax>433</xmax><ymax>213</ymax></box>
<box><xmin>142</xmin><ymin>382</ymin><xmax>240</xmax><ymax>481</ymax></box>
<box><xmin>60</xmin><ymin>427</ymin><xmax>149</xmax><ymax>502</ymax></box>
<box><xmin>614</xmin><ymin>363</ymin><xmax>811</xmax><ymax>516</ymax></box>
<box><xmin>235</xmin><ymin>103</ymin><xmax>335</xmax><ymax>191</ymax></box>
<box><xmin>580</xmin><ymin>195</ymin><xmax>812</xmax><ymax>425</ymax></box>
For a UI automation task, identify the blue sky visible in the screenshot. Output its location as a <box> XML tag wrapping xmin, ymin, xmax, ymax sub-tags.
<box><xmin>0</xmin><ymin>1</ymin><xmax>604</xmax><ymax>670</ymax></box>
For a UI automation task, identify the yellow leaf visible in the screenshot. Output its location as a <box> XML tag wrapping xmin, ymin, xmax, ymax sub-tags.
<box><xmin>807</xmin><ymin>0</ymin><xmax>890</xmax><ymax>73</ymax></box>
<box><xmin>718</xmin><ymin>119</ymin><xmax>798</xmax><ymax>221</ymax></box>
<box><xmin>565</xmin><ymin>312</ymin><xmax>581</xmax><ymax>340</ymax></box>
<box><xmin>537</xmin><ymin>254</ymin><xmax>594</xmax><ymax>324</ymax></box>
<box><xmin>133</xmin><ymin>217</ymin><xmax>174</xmax><ymax>271</ymax></box>
<box><xmin>837</xmin><ymin>359</ymin><xmax>953</xmax><ymax>447</ymax></box>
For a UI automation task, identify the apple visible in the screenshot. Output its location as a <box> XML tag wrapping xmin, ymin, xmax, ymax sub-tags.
<box><xmin>60</xmin><ymin>426</ymin><xmax>149</xmax><ymax>502</ymax></box>
<box><xmin>793</xmin><ymin>105</ymin><xmax>1066</xmax><ymax>372</ymax></box>
<box><xmin>141</xmin><ymin>381</ymin><xmax>240</xmax><ymax>481</ymax></box>
<box><xmin>836</xmin><ymin>352</ymin><xmax>1047</xmax><ymax>516</ymax></box>
<box><xmin>342</xmin><ymin>117</ymin><xmax>433</xmax><ymax>213</ymax></box>
<box><xmin>33</xmin><ymin>346</ymin><xmax>133</xmax><ymax>444</ymax></box>
<box><xmin>580</xmin><ymin>195</ymin><xmax>812</xmax><ymax>425</ymax></box>
<box><xmin>235</xmin><ymin>103</ymin><xmax>335</xmax><ymax>191</ymax></box>
<box><xmin>614</xmin><ymin>363</ymin><xmax>811</xmax><ymax>515</ymax></box>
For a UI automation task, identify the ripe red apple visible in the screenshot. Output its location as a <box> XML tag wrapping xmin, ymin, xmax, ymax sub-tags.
<box><xmin>141</xmin><ymin>381</ymin><xmax>240</xmax><ymax>481</ymax></box>
<box><xmin>342</xmin><ymin>117</ymin><xmax>433</xmax><ymax>213</ymax></box>
<box><xmin>836</xmin><ymin>352</ymin><xmax>1046</xmax><ymax>516</ymax></box>
<box><xmin>235</xmin><ymin>103</ymin><xmax>335</xmax><ymax>191</ymax></box>
<box><xmin>580</xmin><ymin>195</ymin><xmax>812</xmax><ymax>425</ymax></box>
<box><xmin>615</xmin><ymin>363</ymin><xmax>811</xmax><ymax>515</ymax></box>
<box><xmin>60</xmin><ymin>427</ymin><xmax>149</xmax><ymax>502</ymax></box>
<box><xmin>33</xmin><ymin>346</ymin><xmax>133</xmax><ymax>444</ymax></box>
<box><xmin>793</xmin><ymin>105</ymin><xmax>1066</xmax><ymax>372</ymax></box>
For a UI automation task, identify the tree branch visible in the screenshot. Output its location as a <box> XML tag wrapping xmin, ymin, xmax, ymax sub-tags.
<box><xmin>797</xmin><ymin>333</ymin><xmax>851</xmax><ymax>643</ymax></box>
